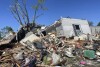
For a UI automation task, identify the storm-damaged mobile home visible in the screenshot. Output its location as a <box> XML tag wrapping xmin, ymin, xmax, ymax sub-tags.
<box><xmin>46</xmin><ymin>17</ymin><xmax>91</xmax><ymax>38</ymax></box>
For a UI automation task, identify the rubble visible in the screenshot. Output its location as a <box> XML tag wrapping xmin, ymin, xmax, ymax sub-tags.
<box><xmin>0</xmin><ymin>32</ymin><xmax>16</xmax><ymax>46</ymax></box>
<box><xmin>0</xmin><ymin>29</ymin><xmax>100</xmax><ymax>67</ymax></box>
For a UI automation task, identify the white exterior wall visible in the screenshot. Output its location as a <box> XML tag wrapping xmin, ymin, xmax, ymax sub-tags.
<box><xmin>61</xmin><ymin>18</ymin><xmax>91</xmax><ymax>38</ymax></box>
<box><xmin>90</xmin><ymin>26</ymin><xmax>100</xmax><ymax>35</ymax></box>
<box><xmin>56</xmin><ymin>25</ymin><xmax>64</xmax><ymax>37</ymax></box>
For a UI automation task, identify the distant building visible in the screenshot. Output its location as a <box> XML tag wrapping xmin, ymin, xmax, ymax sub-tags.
<box><xmin>90</xmin><ymin>26</ymin><xmax>100</xmax><ymax>35</ymax></box>
<box><xmin>46</xmin><ymin>17</ymin><xmax>91</xmax><ymax>38</ymax></box>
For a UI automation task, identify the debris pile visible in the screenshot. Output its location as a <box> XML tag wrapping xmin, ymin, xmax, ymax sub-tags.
<box><xmin>0</xmin><ymin>29</ymin><xmax>100</xmax><ymax>67</ymax></box>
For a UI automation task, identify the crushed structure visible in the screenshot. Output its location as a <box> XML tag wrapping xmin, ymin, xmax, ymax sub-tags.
<box><xmin>46</xmin><ymin>18</ymin><xmax>91</xmax><ymax>38</ymax></box>
<box><xmin>0</xmin><ymin>18</ymin><xmax>100</xmax><ymax>67</ymax></box>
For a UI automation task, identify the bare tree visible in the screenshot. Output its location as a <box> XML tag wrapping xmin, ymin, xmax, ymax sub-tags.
<box><xmin>10</xmin><ymin>0</ymin><xmax>30</xmax><ymax>26</ymax></box>
<box><xmin>10</xmin><ymin>0</ymin><xmax>47</xmax><ymax>29</ymax></box>
<box><xmin>32</xmin><ymin>0</ymin><xmax>47</xmax><ymax>25</ymax></box>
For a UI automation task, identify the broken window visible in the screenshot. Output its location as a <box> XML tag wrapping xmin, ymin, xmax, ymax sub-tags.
<box><xmin>75</xmin><ymin>25</ymin><xmax>80</xmax><ymax>30</ymax></box>
<box><xmin>73</xmin><ymin>24</ymin><xmax>82</xmax><ymax>36</ymax></box>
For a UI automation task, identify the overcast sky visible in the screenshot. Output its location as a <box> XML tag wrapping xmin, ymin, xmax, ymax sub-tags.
<box><xmin>0</xmin><ymin>0</ymin><xmax>100</xmax><ymax>31</ymax></box>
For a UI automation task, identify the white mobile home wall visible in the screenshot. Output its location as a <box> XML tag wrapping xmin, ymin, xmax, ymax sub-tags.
<box><xmin>60</xmin><ymin>18</ymin><xmax>91</xmax><ymax>38</ymax></box>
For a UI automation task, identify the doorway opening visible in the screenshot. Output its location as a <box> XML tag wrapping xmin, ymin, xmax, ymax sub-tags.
<box><xmin>73</xmin><ymin>24</ymin><xmax>82</xmax><ymax>36</ymax></box>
